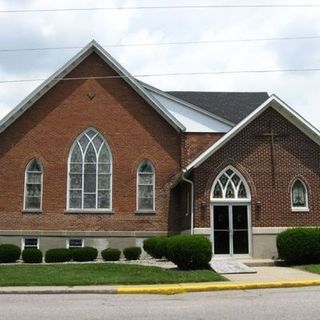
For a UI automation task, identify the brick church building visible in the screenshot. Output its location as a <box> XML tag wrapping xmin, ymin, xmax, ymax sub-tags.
<box><xmin>0</xmin><ymin>40</ymin><xmax>319</xmax><ymax>258</ymax></box>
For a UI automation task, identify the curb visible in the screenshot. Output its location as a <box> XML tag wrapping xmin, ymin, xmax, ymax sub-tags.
<box><xmin>1</xmin><ymin>280</ymin><xmax>320</xmax><ymax>295</ymax></box>
<box><xmin>116</xmin><ymin>280</ymin><xmax>320</xmax><ymax>295</ymax></box>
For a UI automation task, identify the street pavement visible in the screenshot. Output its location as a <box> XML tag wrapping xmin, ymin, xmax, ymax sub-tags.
<box><xmin>1</xmin><ymin>287</ymin><xmax>320</xmax><ymax>320</ymax></box>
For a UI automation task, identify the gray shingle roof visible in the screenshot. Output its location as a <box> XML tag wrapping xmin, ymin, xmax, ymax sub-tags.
<box><xmin>166</xmin><ymin>91</ymin><xmax>269</xmax><ymax>124</ymax></box>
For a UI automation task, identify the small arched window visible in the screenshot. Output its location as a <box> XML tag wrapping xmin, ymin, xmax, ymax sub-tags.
<box><xmin>291</xmin><ymin>179</ymin><xmax>308</xmax><ymax>211</ymax></box>
<box><xmin>68</xmin><ymin>128</ymin><xmax>112</xmax><ymax>211</ymax></box>
<box><xmin>137</xmin><ymin>160</ymin><xmax>155</xmax><ymax>211</ymax></box>
<box><xmin>211</xmin><ymin>166</ymin><xmax>250</xmax><ymax>201</ymax></box>
<box><xmin>24</xmin><ymin>159</ymin><xmax>43</xmax><ymax>211</ymax></box>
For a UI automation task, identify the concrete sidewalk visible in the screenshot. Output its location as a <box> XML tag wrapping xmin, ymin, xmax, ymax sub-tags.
<box><xmin>1</xmin><ymin>266</ymin><xmax>320</xmax><ymax>295</ymax></box>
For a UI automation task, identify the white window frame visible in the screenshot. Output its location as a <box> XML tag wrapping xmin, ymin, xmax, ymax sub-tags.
<box><xmin>66</xmin><ymin>238</ymin><xmax>84</xmax><ymax>249</ymax></box>
<box><xmin>22</xmin><ymin>237</ymin><xmax>39</xmax><ymax>250</ymax></box>
<box><xmin>136</xmin><ymin>160</ymin><xmax>155</xmax><ymax>212</ymax></box>
<box><xmin>23</xmin><ymin>159</ymin><xmax>43</xmax><ymax>212</ymax></box>
<box><xmin>291</xmin><ymin>179</ymin><xmax>309</xmax><ymax>212</ymax></box>
<box><xmin>66</xmin><ymin>128</ymin><xmax>113</xmax><ymax>212</ymax></box>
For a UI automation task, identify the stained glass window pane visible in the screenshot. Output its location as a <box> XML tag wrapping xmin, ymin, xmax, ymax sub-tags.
<box><xmin>98</xmin><ymin>164</ymin><xmax>111</xmax><ymax>174</ymax></box>
<box><xmin>232</xmin><ymin>174</ymin><xmax>240</xmax><ymax>187</ymax></box>
<box><xmin>84</xmin><ymin>174</ymin><xmax>96</xmax><ymax>192</ymax></box>
<box><xmin>98</xmin><ymin>191</ymin><xmax>110</xmax><ymax>209</ymax></box>
<box><xmin>28</xmin><ymin>160</ymin><xmax>41</xmax><ymax>172</ymax></box>
<box><xmin>93</xmin><ymin>135</ymin><xmax>103</xmax><ymax>151</ymax></box>
<box><xmin>98</xmin><ymin>174</ymin><xmax>111</xmax><ymax>189</ymax></box>
<box><xmin>238</xmin><ymin>182</ymin><xmax>247</xmax><ymax>198</ymax></box>
<box><xmin>139</xmin><ymin>174</ymin><xmax>153</xmax><ymax>185</ymax></box>
<box><xmin>139</xmin><ymin>162</ymin><xmax>153</xmax><ymax>173</ymax></box>
<box><xmin>71</xmin><ymin>143</ymin><xmax>82</xmax><ymax>163</ymax></box>
<box><xmin>69</xmin><ymin>190</ymin><xmax>81</xmax><ymax>208</ymax></box>
<box><xmin>70</xmin><ymin>174</ymin><xmax>82</xmax><ymax>189</ymax></box>
<box><xmin>84</xmin><ymin>194</ymin><xmax>96</xmax><ymax>208</ymax></box>
<box><xmin>86</xmin><ymin>129</ymin><xmax>96</xmax><ymax>138</ymax></box>
<box><xmin>213</xmin><ymin>182</ymin><xmax>223</xmax><ymax>198</ymax></box>
<box><xmin>226</xmin><ymin>169</ymin><xmax>234</xmax><ymax>177</ymax></box>
<box><xmin>79</xmin><ymin>135</ymin><xmax>89</xmax><ymax>151</ymax></box>
<box><xmin>292</xmin><ymin>180</ymin><xmax>306</xmax><ymax>207</ymax></box>
<box><xmin>219</xmin><ymin>174</ymin><xmax>228</xmax><ymax>187</ymax></box>
<box><xmin>85</xmin><ymin>144</ymin><xmax>96</xmax><ymax>163</ymax></box>
<box><xmin>99</xmin><ymin>145</ymin><xmax>110</xmax><ymax>162</ymax></box>
<box><xmin>27</xmin><ymin>173</ymin><xmax>41</xmax><ymax>184</ymax></box>
<box><xmin>226</xmin><ymin>182</ymin><xmax>235</xmax><ymax>198</ymax></box>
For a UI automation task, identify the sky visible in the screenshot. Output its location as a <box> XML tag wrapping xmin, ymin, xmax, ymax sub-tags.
<box><xmin>0</xmin><ymin>0</ymin><xmax>319</xmax><ymax>129</ymax></box>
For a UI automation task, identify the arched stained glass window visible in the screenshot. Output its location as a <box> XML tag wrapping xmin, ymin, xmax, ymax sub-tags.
<box><xmin>24</xmin><ymin>159</ymin><xmax>43</xmax><ymax>210</ymax></box>
<box><xmin>291</xmin><ymin>179</ymin><xmax>308</xmax><ymax>210</ymax></box>
<box><xmin>211</xmin><ymin>167</ymin><xmax>250</xmax><ymax>201</ymax></box>
<box><xmin>137</xmin><ymin>160</ymin><xmax>155</xmax><ymax>211</ymax></box>
<box><xmin>68</xmin><ymin>128</ymin><xmax>112</xmax><ymax>210</ymax></box>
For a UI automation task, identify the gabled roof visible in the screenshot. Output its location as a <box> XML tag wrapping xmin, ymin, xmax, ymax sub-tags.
<box><xmin>184</xmin><ymin>94</ymin><xmax>320</xmax><ymax>172</ymax></box>
<box><xmin>167</xmin><ymin>91</ymin><xmax>269</xmax><ymax>124</ymax></box>
<box><xmin>0</xmin><ymin>40</ymin><xmax>186</xmax><ymax>135</ymax></box>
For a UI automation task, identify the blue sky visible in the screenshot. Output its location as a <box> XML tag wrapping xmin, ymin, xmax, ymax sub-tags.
<box><xmin>0</xmin><ymin>0</ymin><xmax>319</xmax><ymax>129</ymax></box>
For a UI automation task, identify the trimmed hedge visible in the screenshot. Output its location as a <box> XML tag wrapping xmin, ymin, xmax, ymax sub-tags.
<box><xmin>101</xmin><ymin>248</ymin><xmax>121</xmax><ymax>261</ymax></box>
<box><xmin>45</xmin><ymin>248</ymin><xmax>72</xmax><ymax>263</ymax></box>
<box><xmin>143</xmin><ymin>237</ymin><xmax>168</xmax><ymax>259</ymax></box>
<box><xmin>22</xmin><ymin>248</ymin><xmax>43</xmax><ymax>263</ymax></box>
<box><xmin>277</xmin><ymin>228</ymin><xmax>320</xmax><ymax>264</ymax></box>
<box><xmin>0</xmin><ymin>244</ymin><xmax>21</xmax><ymax>263</ymax></box>
<box><xmin>123</xmin><ymin>247</ymin><xmax>142</xmax><ymax>260</ymax></box>
<box><xmin>71</xmin><ymin>247</ymin><xmax>98</xmax><ymax>262</ymax></box>
<box><xmin>166</xmin><ymin>235</ymin><xmax>212</xmax><ymax>270</ymax></box>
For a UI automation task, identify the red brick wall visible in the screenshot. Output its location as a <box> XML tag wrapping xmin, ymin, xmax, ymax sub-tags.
<box><xmin>194</xmin><ymin>107</ymin><xmax>320</xmax><ymax>228</ymax></box>
<box><xmin>0</xmin><ymin>53</ymin><xmax>181</xmax><ymax>232</ymax></box>
<box><xmin>181</xmin><ymin>133</ymin><xmax>223</xmax><ymax>167</ymax></box>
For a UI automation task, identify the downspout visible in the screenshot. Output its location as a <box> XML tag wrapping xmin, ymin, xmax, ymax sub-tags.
<box><xmin>181</xmin><ymin>169</ymin><xmax>194</xmax><ymax>235</ymax></box>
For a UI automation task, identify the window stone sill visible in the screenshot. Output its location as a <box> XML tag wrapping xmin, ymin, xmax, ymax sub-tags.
<box><xmin>135</xmin><ymin>210</ymin><xmax>156</xmax><ymax>215</ymax></box>
<box><xmin>64</xmin><ymin>210</ymin><xmax>114</xmax><ymax>215</ymax></box>
<box><xmin>291</xmin><ymin>207</ymin><xmax>309</xmax><ymax>212</ymax></box>
<box><xmin>21</xmin><ymin>209</ymin><xmax>43</xmax><ymax>214</ymax></box>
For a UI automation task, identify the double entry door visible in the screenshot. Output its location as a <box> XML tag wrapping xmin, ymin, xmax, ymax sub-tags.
<box><xmin>213</xmin><ymin>204</ymin><xmax>251</xmax><ymax>256</ymax></box>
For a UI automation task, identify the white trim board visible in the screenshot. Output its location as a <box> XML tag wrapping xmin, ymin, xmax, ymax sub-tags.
<box><xmin>0</xmin><ymin>40</ymin><xmax>185</xmax><ymax>135</ymax></box>
<box><xmin>184</xmin><ymin>95</ymin><xmax>320</xmax><ymax>172</ymax></box>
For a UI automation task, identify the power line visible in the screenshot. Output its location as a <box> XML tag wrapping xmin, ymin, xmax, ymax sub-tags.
<box><xmin>1</xmin><ymin>68</ymin><xmax>320</xmax><ymax>84</ymax></box>
<box><xmin>1</xmin><ymin>4</ymin><xmax>320</xmax><ymax>13</ymax></box>
<box><xmin>1</xmin><ymin>35</ymin><xmax>320</xmax><ymax>53</ymax></box>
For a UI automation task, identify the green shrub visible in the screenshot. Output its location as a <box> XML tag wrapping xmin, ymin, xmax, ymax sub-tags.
<box><xmin>0</xmin><ymin>244</ymin><xmax>21</xmax><ymax>263</ymax></box>
<box><xmin>45</xmin><ymin>248</ymin><xmax>72</xmax><ymax>263</ymax></box>
<box><xmin>143</xmin><ymin>237</ymin><xmax>168</xmax><ymax>259</ymax></box>
<box><xmin>22</xmin><ymin>248</ymin><xmax>43</xmax><ymax>263</ymax></box>
<box><xmin>123</xmin><ymin>247</ymin><xmax>142</xmax><ymax>260</ymax></box>
<box><xmin>71</xmin><ymin>247</ymin><xmax>98</xmax><ymax>262</ymax></box>
<box><xmin>277</xmin><ymin>228</ymin><xmax>320</xmax><ymax>264</ymax></box>
<box><xmin>101</xmin><ymin>248</ymin><xmax>121</xmax><ymax>261</ymax></box>
<box><xmin>166</xmin><ymin>235</ymin><xmax>212</xmax><ymax>270</ymax></box>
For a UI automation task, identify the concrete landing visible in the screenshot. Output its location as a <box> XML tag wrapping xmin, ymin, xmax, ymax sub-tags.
<box><xmin>210</xmin><ymin>259</ymin><xmax>256</xmax><ymax>274</ymax></box>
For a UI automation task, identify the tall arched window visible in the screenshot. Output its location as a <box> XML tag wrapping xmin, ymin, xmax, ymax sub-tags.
<box><xmin>137</xmin><ymin>160</ymin><xmax>155</xmax><ymax>211</ymax></box>
<box><xmin>291</xmin><ymin>179</ymin><xmax>308</xmax><ymax>211</ymax></box>
<box><xmin>24</xmin><ymin>159</ymin><xmax>43</xmax><ymax>211</ymax></box>
<box><xmin>211</xmin><ymin>166</ymin><xmax>250</xmax><ymax>201</ymax></box>
<box><xmin>68</xmin><ymin>128</ymin><xmax>112</xmax><ymax>210</ymax></box>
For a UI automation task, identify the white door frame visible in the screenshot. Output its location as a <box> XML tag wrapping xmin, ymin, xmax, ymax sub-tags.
<box><xmin>210</xmin><ymin>202</ymin><xmax>252</xmax><ymax>258</ymax></box>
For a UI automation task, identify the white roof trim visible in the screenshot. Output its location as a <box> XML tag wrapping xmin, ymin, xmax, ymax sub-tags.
<box><xmin>0</xmin><ymin>40</ymin><xmax>185</xmax><ymax>135</ymax></box>
<box><xmin>140</xmin><ymin>81</ymin><xmax>235</xmax><ymax>127</ymax></box>
<box><xmin>184</xmin><ymin>94</ymin><xmax>320</xmax><ymax>172</ymax></box>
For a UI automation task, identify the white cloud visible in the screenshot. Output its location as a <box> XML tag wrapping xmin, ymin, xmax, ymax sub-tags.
<box><xmin>0</xmin><ymin>0</ymin><xmax>319</xmax><ymax>129</ymax></box>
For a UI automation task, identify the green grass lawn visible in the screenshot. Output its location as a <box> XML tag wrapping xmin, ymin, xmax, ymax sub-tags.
<box><xmin>0</xmin><ymin>263</ymin><xmax>225</xmax><ymax>286</ymax></box>
<box><xmin>297</xmin><ymin>264</ymin><xmax>320</xmax><ymax>275</ymax></box>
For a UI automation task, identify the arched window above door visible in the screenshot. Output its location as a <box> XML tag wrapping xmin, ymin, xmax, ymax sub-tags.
<box><xmin>211</xmin><ymin>167</ymin><xmax>251</xmax><ymax>201</ymax></box>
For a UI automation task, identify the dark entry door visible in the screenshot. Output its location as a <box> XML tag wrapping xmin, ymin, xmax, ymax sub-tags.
<box><xmin>213</xmin><ymin>205</ymin><xmax>249</xmax><ymax>255</ymax></box>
